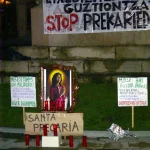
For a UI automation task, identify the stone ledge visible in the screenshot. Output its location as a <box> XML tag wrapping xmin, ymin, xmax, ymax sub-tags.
<box><xmin>116</xmin><ymin>46</ymin><xmax>150</xmax><ymax>59</ymax></box>
<box><xmin>0</xmin><ymin>61</ymin><xmax>29</xmax><ymax>73</ymax></box>
<box><xmin>142</xmin><ymin>61</ymin><xmax>150</xmax><ymax>73</ymax></box>
<box><xmin>1</xmin><ymin>60</ymin><xmax>149</xmax><ymax>74</ymax></box>
<box><xmin>14</xmin><ymin>46</ymin><xmax>50</xmax><ymax>59</ymax></box>
<box><xmin>51</xmin><ymin>47</ymin><xmax>115</xmax><ymax>59</ymax></box>
<box><xmin>11</xmin><ymin>46</ymin><xmax>150</xmax><ymax>60</ymax></box>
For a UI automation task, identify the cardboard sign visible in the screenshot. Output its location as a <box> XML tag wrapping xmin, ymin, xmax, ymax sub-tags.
<box><xmin>25</xmin><ymin>113</ymin><xmax>83</xmax><ymax>136</ymax></box>
<box><xmin>10</xmin><ymin>76</ymin><xmax>36</xmax><ymax>107</ymax></box>
<box><xmin>118</xmin><ymin>77</ymin><xmax>148</xmax><ymax>107</ymax></box>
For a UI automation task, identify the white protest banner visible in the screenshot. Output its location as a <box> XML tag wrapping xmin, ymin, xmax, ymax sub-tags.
<box><xmin>25</xmin><ymin>113</ymin><xmax>83</xmax><ymax>136</ymax></box>
<box><xmin>10</xmin><ymin>76</ymin><xmax>36</xmax><ymax>107</ymax></box>
<box><xmin>118</xmin><ymin>77</ymin><xmax>148</xmax><ymax>107</ymax></box>
<box><xmin>43</xmin><ymin>0</ymin><xmax>150</xmax><ymax>34</ymax></box>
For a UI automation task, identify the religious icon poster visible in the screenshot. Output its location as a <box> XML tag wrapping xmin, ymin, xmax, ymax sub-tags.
<box><xmin>41</xmin><ymin>65</ymin><xmax>73</xmax><ymax>111</ymax></box>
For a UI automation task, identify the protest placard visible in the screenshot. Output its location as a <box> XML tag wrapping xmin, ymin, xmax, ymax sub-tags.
<box><xmin>118</xmin><ymin>77</ymin><xmax>148</xmax><ymax>107</ymax></box>
<box><xmin>10</xmin><ymin>76</ymin><xmax>36</xmax><ymax>107</ymax></box>
<box><xmin>117</xmin><ymin>77</ymin><xmax>148</xmax><ymax>128</ymax></box>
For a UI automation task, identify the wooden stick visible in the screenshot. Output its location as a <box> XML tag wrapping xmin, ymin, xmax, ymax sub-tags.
<box><xmin>23</xmin><ymin>107</ymin><xmax>25</xmax><ymax>125</ymax></box>
<box><xmin>132</xmin><ymin>106</ymin><xmax>134</xmax><ymax>128</ymax></box>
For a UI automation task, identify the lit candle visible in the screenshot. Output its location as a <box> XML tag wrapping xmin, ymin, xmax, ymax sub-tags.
<box><xmin>45</xmin><ymin>100</ymin><xmax>48</xmax><ymax>111</ymax></box>
<box><xmin>43</xmin><ymin>124</ymin><xmax>47</xmax><ymax>136</ymax></box>
<box><xmin>82</xmin><ymin>136</ymin><xmax>87</xmax><ymax>147</ymax></box>
<box><xmin>61</xmin><ymin>100</ymin><xmax>65</xmax><ymax>111</ymax></box>
<box><xmin>69</xmin><ymin>136</ymin><xmax>73</xmax><ymax>147</ymax></box>
<box><xmin>53</xmin><ymin>124</ymin><xmax>57</xmax><ymax>136</ymax></box>
<box><xmin>47</xmin><ymin>98</ymin><xmax>50</xmax><ymax>110</ymax></box>
<box><xmin>36</xmin><ymin>135</ymin><xmax>40</xmax><ymax>146</ymax></box>
<box><xmin>25</xmin><ymin>134</ymin><xmax>29</xmax><ymax>146</ymax></box>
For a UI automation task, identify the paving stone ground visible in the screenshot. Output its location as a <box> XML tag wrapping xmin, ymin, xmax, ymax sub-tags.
<box><xmin>0</xmin><ymin>136</ymin><xmax>150</xmax><ymax>149</ymax></box>
<box><xmin>1</xmin><ymin>128</ymin><xmax>150</xmax><ymax>149</ymax></box>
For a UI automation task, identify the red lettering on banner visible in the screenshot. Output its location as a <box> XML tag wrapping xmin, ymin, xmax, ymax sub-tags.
<box><xmin>46</xmin><ymin>13</ymin><xmax>78</xmax><ymax>31</ymax></box>
<box><xmin>69</xmin><ymin>13</ymin><xmax>78</xmax><ymax>31</ymax></box>
<box><xmin>55</xmin><ymin>15</ymin><xmax>62</xmax><ymax>31</ymax></box>
<box><xmin>62</xmin><ymin>17</ymin><xmax>69</xmax><ymax>29</ymax></box>
<box><xmin>119</xmin><ymin>101</ymin><xmax>147</xmax><ymax>106</ymax></box>
<box><xmin>46</xmin><ymin>15</ymin><xmax>55</xmax><ymax>31</ymax></box>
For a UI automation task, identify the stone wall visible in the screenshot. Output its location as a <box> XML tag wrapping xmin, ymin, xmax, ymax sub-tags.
<box><xmin>1</xmin><ymin>6</ymin><xmax>150</xmax><ymax>83</ymax></box>
<box><xmin>1</xmin><ymin>46</ymin><xmax>150</xmax><ymax>83</ymax></box>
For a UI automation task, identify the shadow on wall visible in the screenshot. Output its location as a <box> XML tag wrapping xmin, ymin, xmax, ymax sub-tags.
<box><xmin>3</xmin><ymin>35</ymin><xmax>32</xmax><ymax>46</ymax></box>
<box><xmin>0</xmin><ymin>34</ymin><xmax>32</xmax><ymax>60</ymax></box>
<box><xmin>0</xmin><ymin>46</ymin><xmax>31</xmax><ymax>61</ymax></box>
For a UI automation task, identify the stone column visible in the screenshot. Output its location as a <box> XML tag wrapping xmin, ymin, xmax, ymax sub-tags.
<box><xmin>16</xmin><ymin>0</ymin><xmax>27</xmax><ymax>38</ymax></box>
